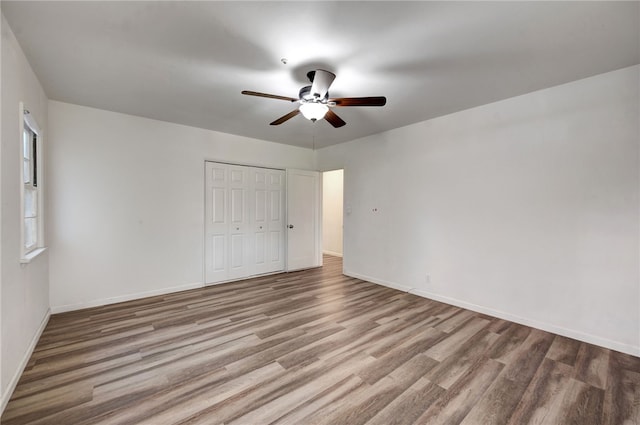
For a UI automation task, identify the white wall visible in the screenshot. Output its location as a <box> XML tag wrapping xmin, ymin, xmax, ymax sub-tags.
<box><xmin>317</xmin><ymin>65</ymin><xmax>640</xmax><ymax>356</ymax></box>
<box><xmin>48</xmin><ymin>101</ymin><xmax>314</xmax><ymax>312</ymax></box>
<box><xmin>322</xmin><ymin>169</ymin><xmax>343</xmax><ymax>257</ymax></box>
<box><xmin>1</xmin><ymin>14</ymin><xmax>50</xmax><ymax>411</ymax></box>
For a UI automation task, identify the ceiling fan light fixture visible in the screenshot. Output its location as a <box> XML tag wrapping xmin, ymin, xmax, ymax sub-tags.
<box><xmin>299</xmin><ymin>102</ymin><xmax>329</xmax><ymax>122</ymax></box>
<box><xmin>242</xmin><ymin>68</ymin><xmax>386</xmax><ymax>127</ymax></box>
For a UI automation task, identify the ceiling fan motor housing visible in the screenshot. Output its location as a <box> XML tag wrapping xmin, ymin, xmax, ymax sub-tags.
<box><xmin>299</xmin><ymin>85</ymin><xmax>328</xmax><ymax>103</ymax></box>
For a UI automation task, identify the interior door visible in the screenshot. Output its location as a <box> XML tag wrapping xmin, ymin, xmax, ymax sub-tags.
<box><xmin>253</xmin><ymin>168</ymin><xmax>285</xmax><ymax>275</ymax></box>
<box><xmin>253</xmin><ymin>168</ymin><xmax>269</xmax><ymax>274</ymax></box>
<box><xmin>227</xmin><ymin>165</ymin><xmax>251</xmax><ymax>280</ymax></box>
<box><xmin>286</xmin><ymin>169</ymin><xmax>322</xmax><ymax>271</ymax></box>
<box><xmin>205</xmin><ymin>162</ymin><xmax>229</xmax><ymax>283</ymax></box>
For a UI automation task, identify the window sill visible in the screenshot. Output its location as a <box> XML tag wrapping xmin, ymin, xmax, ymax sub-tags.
<box><xmin>20</xmin><ymin>247</ymin><xmax>47</xmax><ymax>264</ymax></box>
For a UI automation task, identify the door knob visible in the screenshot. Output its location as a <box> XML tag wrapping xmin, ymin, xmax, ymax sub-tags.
<box><xmin>288</xmin><ymin>224</ymin><xmax>294</xmax><ymax>229</ymax></box>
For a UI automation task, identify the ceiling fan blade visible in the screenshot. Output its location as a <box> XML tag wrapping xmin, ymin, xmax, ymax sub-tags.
<box><xmin>329</xmin><ymin>96</ymin><xmax>387</xmax><ymax>107</ymax></box>
<box><xmin>270</xmin><ymin>109</ymin><xmax>300</xmax><ymax>125</ymax></box>
<box><xmin>242</xmin><ymin>90</ymin><xmax>298</xmax><ymax>102</ymax></box>
<box><xmin>324</xmin><ymin>109</ymin><xmax>346</xmax><ymax>128</ymax></box>
<box><xmin>310</xmin><ymin>69</ymin><xmax>336</xmax><ymax>99</ymax></box>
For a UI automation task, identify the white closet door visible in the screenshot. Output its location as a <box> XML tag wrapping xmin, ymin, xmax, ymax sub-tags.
<box><xmin>253</xmin><ymin>168</ymin><xmax>285</xmax><ymax>275</ymax></box>
<box><xmin>205</xmin><ymin>162</ymin><xmax>286</xmax><ymax>284</ymax></box>
<box><xmin>267</xmin><ymin>170</ymin><xmax>286</xmax><ymax>272</ymax></box>
<box><xmin>205</xmin><ymin>162</ymin><xmax>229</xmax><ymax>283</ymax></box>
<box><xmin>227</xmin><ymin>165</ymin><xmax>251</xmax><ymax>280</ymax></box>
<box><xmin>253</xmin><ymin>168</ymin><xmax>269</xmax><ymax>275</ymax></box>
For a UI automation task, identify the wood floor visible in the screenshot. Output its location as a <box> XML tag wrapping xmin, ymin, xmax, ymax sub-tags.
<box><xmin>3</xmin><ymin>255</ymin><xmax>639</xmax><ymax>425</ymax></box>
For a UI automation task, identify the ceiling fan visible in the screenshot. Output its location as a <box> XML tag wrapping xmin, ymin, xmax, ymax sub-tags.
<box><xmin>241</xmin><ymin>69</ymin><xmax>386</xmax><ymax>128</ymax></box>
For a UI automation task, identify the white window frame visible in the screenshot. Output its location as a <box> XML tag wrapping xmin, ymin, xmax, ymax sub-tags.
<box><xmin>19</xmin><ymin>103</ymin><xmax>45</xmax><ymax>263</ymax></box>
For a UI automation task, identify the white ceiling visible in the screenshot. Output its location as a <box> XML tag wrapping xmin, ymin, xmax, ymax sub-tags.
<box><xmin>2</xmin><ymin>1</ymin><xmax>639</xmax><ymax>149</ymax></box>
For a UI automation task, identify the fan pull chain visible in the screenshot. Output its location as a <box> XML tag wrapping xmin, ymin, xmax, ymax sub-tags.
<box><xmin>312</xmin><ymin>124</ymin><xmax>317</xmax><ymax>151</ymax></box>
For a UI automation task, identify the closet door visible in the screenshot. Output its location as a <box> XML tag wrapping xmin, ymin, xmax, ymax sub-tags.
<box><xmin>227</xmin><ymin>165</ymin><xmax>251</xmax><ymax>280</ymax></box>
<box><xmin>253</xmin><ymin>168</ymin><xmax>285</xmax><ymax>275</ymax></box>
<box><xmin>205</xmin><ymin>162</ymin><xmax>286</xmax><ymax>284</ymax></box>
<box><xmin>266</xmin><ymin>169</ymin><xmax>286</xmax><ymax>273</ymax></box>
<box><xmin>205</xmin><ymin>162</ymin><xmax>229</xmax><ymax>283</ymax></box>
<box><xmin>205</xmin><ymin>162</ymin><xmax>251</xmax><ymax>283</ymax></box>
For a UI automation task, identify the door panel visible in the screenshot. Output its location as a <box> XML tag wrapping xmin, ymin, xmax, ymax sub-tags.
<box><xmin>255</xmin><ymin>232</ymin><xmax>266</xmax><ymax>265</ymax></box>
<box><xmin>267</xmin><ymin>170</ymin><xmax>285</xmax><ymax>272</ymax></box>
<box><xmin>230</xmin><ymin>234</ymin><xmax>245</xmax><ymax>268</ymax></box>
<box><xmin>230</xmin><ymin>169</ymin><xmax>244</xmax><ymax>183</ymax></box>
<box><xmin>211</xmin><ymin>235</ymin><xmax>225</xmax><ymax>271</ymax></box>
<box><xmin>270</xmin><ymin>231</ymin><xmax>281</xmax><ymax>261</ymax></box>
<box><xmin>286</xmin><ymin>169</ymin><xmax>322</xmax><ymax>271</ymax></box>
<box><xmin>211</xmin><ymin>188</ymin><xmax>225</xmax><ymax>223</ymax></box>
<box><xmin>270</xmin><ymin>190</ymin><xmax>281</xmax><ymax>221</ymax></box>
<box><xmin>205</xmin><ymin>163</ymin><xmax>229</xmax><ymax>283</ymax></box>
<box><xmin>255</xmin><ymin>190</ymin><xmax>267</xmax><ymax>222</ymax></box>
<box><xmin>253</xmin><ymin>168</ymin><xmax>268</xmax><ymax>274</ymax></box>
<box><xmin>254</xmin><ymin>168</ymin><xmax>285</xmax><ymax>275</ymax></box>
<box><xmin>230</xmin><ymin>189</ymin><xmax>245</xmax><ymax>223</ymax></box>
<box><xmin>228</xmin><ymin>165</ymin><xmax>250</xmax><ymax>279</ymax></box>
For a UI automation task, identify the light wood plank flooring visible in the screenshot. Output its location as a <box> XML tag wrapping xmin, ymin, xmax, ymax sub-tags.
<box><xmin>3</xmin><ymin>255</ymin><xmax>639</xmax><ymax>424</ymax></box>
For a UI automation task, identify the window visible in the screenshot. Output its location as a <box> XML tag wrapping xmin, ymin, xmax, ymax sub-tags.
<box><xmin>20</xmin><ymin>104</ymin><xmax>44</xmax><ymax>262</ymax></box>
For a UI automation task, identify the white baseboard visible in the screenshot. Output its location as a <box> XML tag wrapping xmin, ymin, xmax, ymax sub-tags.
<box><xmin>323</xmin><ymin>250</ymin><xmax>343</xmax><ymax>257</ymax></box>
<box><xmin>1</xmin><ymin>308</ymin><xmax>51</xmax><ymax>415</ymax></box>
<box><xmin>51</xmin><ymin>282</ymin><xmax>203</xmax><ymax>314</ymax></box>
<box><xmin>344</xmin><ymin>270</ymin><xmax>640</xmax><ymax>358</ymax></box>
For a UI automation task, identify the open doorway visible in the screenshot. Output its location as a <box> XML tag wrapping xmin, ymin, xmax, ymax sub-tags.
<box><xmin>322</xmin><ymin>169</ymin><xmax>343</xmax><ymax>258</ymax></box>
